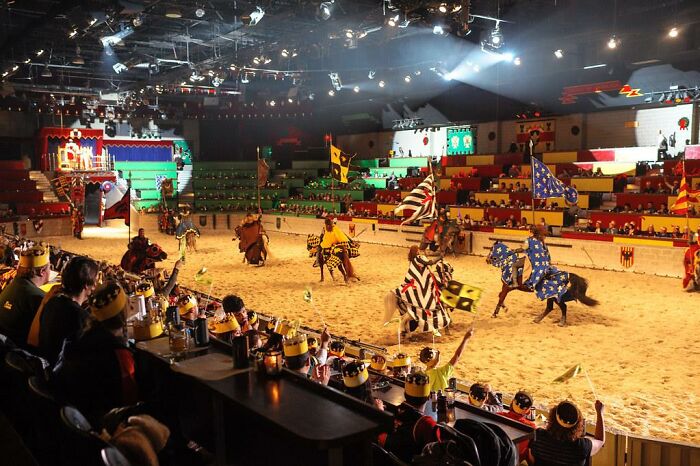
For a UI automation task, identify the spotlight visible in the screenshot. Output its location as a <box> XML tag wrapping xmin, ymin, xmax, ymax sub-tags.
<box><xmin>240</xmin><ymin>74</ymin><xmax>250</xmax><ymax>84</ymax></box>
<box><xmin>269</xmin><ymin>100</ymin><xmax>276</xmax><ymax>107</ymax></box>
<box><xmin>378</xmin><ymin>80</ymin><xmax>385</xmax><ymax>87</ymax></box>
<box><xmin>318</xmin><ymin>1</ymin><xmax>333</xmax><ymax>21</ymax></box>
<box><xmin>433</xmin><ymin>25</ymin><xmax>445</xmax><ymax>35</ymax></box>
<box><xmin>513</xmin><ymin>56</ymin><xmax>521</xmax><ymax>66</ymax></box>
<box><xmin>248</xmin><ymin>6</ymin><xmax>265</xmax><ymax>26</ymax></box>
<box><xmin>89</xmin><ymin>18</ymin><xmax>97</xmax><ymax>26</ymax></box>
<box><xmin>489</xmin><ymin>25</ymin><xmax>503</xmax><ymax>47</ymax></box>
<box><xmin>288</xmin><ymin>98</ymin><xmax>293</xmax><ymax>103</ymax></box>
<box><xmin>113</xmin><ymin>62</ymin><xmax>128</xmax><ymax>74</ymax></box>
<box><xmin>68</xmin><ymin>29</ymin><xmax>78</xmax><ymax>38</ymax></box>
<box><xmin>281</xmin><ymin>49</ymin><xmax>289</xmax><ymax>58</ymax></box>
<box><xmin>502</xmin><ymin>52</ymin><xmax>514</xmax><ymax>62</ymax></box>
<box><xmin>211</xmin><ymin>76</ymin><xmax>224</xmax><ymax>87</ymax></box>
<box><xmin>414</xmin><ymin>70</ymin><xmax>421</xmax><ymax>76</ymax></box>
<box><xmin>438</xmin><ymin>3</ymin><xmax>448</xmax><ymax>13</ymax></box>
<box><xmin>36</xmin><ymin>49</ymin><xmax>44</xmax><ymax>57</ymax></box>
<box><xmin>554</xmin><ymin>49</ymin><xmax>564</xmax><ymax>59</ymax></box>
<box><xmin>404</xmin><ymin>75</ymin><xmax>411</xmax><ymax>83</ymax></box>
<box><xmin>195</xmin><ymin>6</ymin><xmax>205</xmax><ymax>18</ymax></box>
<box><xmin>328</xmin><ymin>72</ymin><xmax>342</xmax><ymax>91</ymax></box>
<box><xmin>668</xmin><ymin>27</ymin><xmax>679</xmax><ymax>38</ymax></box>
<box><xmin>328</xmin><ymin>89</ymin><xmax>335</xmax><ymax>96</ymax></box>
<box><xmin>387</xmin><ymin>14</ymin><xmax>399</xmax><ymax>27</ymax></box>
<box><xmin>345</xmin><ymin>30</ymin><xmax>354</xmax><ymax>39</ymax></box>
<box><xmin>165</xmin><ymin>7</ymin><xmax>182</xmax><ymax>18</ymax></box>
<box><xmin>368</xmin><ymin>70</ymin><xmax>375</xmax><ymax>79</ymax></box>
<box><xmin>353</xmin><ymin>86</ymin><xmax>360</xmax><ymax>93</ymax></box>
<box><xmin>607</xmin><ymin>35</ymin><xmax>618</xmax><ymax>49</ymax></box>
<box><xmin>132</xmin><ymin>15</ymin><xmax>143</xmax><ymax>27</ymax></box>
<box><xmin>23</xmin><ymin>58</ymin><xmax>30</xmax><ymax>64</ymax></box>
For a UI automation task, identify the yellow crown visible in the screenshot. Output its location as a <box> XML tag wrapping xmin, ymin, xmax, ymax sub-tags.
<box><xmin>307</xmin><ymin>336</ymin><xmax>319</xmax><ymax>351</ymax></box>
<box><xmin>342</xmin><ymin>361</ymin><xmax>369</xmax><ymax>388</ymax></box>
<box><xmin>419</xmin><ymin>347</ymin><xmax>438</xmax><ymax>364</ymax></box>
<box><xmin>329</xmin><ymin>341</ymin><xmax>345</xmax><ymax>358</ymax></box>
<box><xmin>247</xmin><ymin>310</ymin><xmax>258</xmax><ymax>326</ymax></box>
<box><xmin>405</xmin><ymin>371</ymin><xmax>431</xmax><ymax>398</ymax></box>
<box><xmin>133</xmin><ymin>321</ymin><xmax>164</xmax><ymax>340</ymax></box>
<box><xmin>135</xmin><ymin>282</ymin><xmax>154</xmax><ymax>298</ymax></box>
<box><xmin>208</xmin><ymin>313</ymin><xmax>241</xmax><ymax>334</ymax></box>
<box><xmin>19</xmin><ymin>245</ymin><xmax>50</xmax><ymax>268</ymax></box>
<box><xmin>178</xmin><ymin>294</ymin><xmax>198</xmax><ymax>315</ymax></box>
<box><xmin>469</xmin><ymin>383</ymin><xmax>487</xmax><ymax>408</ymax></box>
<box><xmin>89</xmin><ymin>282</ymin><xmax>127</xmax><ymax>322</ymax></box>
<box><xmin>283</xmin><ymin>334</ymin><xmax>309</xmax><ymax>357</ymax></box>
<box><xmin>555</xmin><ymin>401</ymin><xmax>579</xmax><ymax>429</ymax></box>
<box><xmin>370</xmin><ymin>354</ymin><xmax>387</xmax><ymax>371</ymax></box>
<box><xmin>392</xmin><ymin>353</ymin><xmax>411</xmax><ymax>368</ymax></box>
<box><xmin>511</xmin><ymin>391</ymin><xmax>533</xmax><ymax>415</ymax></box>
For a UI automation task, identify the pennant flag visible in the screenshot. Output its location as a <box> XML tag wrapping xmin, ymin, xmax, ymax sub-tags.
<box><xmin>330</xmin><ymin>144</ymin><xmax>351</xmax><ymax>183</ymax></box>
<box><xmin>440</xmin><ymin>280</ymin><xmax>482</xmax><ymax>313</ymax></box>
<box><xmin>303</xmin><ymin>286</ymin><xmax>313</xmax><ymax>303</ymax></box>
<box><xmin>670</xmin><ymin>176</ymin><xmax>700</xmax><ymax>215</ymax></box>
<box><xmin>103</xmin><ymin>188</ymin><xmax>131</xmax><ymax>226</ymax></box>
<box><xmin>531</xmin><ymin>158</ymin><xmax>578</xmax><ymax>204</ymax></box>
<box><xmin>394</xmin><ymin>174</ymin><xmax>436</xmax><ymax>226</ymax></box>
<box><xmin>257</xmin><ymin>158</ymin><xmax>270</xmax><ymax>188</ymax></box>
<box><xmin>553</xmin><ymin>364</ymin><xmax>582</xmax><ymax>383</ymax></box>
<box><xmin>194</xmin><ymin>267</ymin><xmax>212</xmax><ymax>285</ymax></box>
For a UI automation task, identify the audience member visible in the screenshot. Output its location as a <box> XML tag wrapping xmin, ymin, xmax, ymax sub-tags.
<box><xmin>421</xmin><ymin>327</ymin><xmax>474</xmax><ymax>392</ymax></box>
<box><xmin>341</xmin><ymin>360</ymin><xmax>382</xmax><ymax>409</ymax></box>
<box><xmin>467</xmin><ymin>382</ymin><xmax>502</xmax><ymax>413</ymax></box>
<box><xmin>498</xmin><ymin>391</ymin><xmax>536</xmax><ymax>460</ymax></box>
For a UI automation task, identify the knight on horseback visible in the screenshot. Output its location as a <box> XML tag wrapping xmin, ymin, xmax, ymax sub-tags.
<box><xmin>307</xmin><ymin>217</ymin><xmax>360</xmax><ymax>283</ymax></box>
<box><xmin>234</xmin><ymin>212</ymin><xmax>269</xmax><ymax>266</ymax></box>
<box><xmin>682</xmin><ymin>233</ymin><xmax>700</xmax><ymax>291</ymax></box>
<box><xmin>129</xmin><ymin>229</ymin><xmax>151</xmax><ymax>263</ymax></box>
<box><xmin>175</xmin><ymin>207</ymin><xmax>200</xmax><ymax>262</ymax></box>
<box><xmin>420</xmin><ymin>208</ymin><xmax>449</xmax><ymax>252</ymax></box>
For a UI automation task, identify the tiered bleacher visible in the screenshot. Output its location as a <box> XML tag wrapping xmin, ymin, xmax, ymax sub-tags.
<box><xmin>0</xmin><ymin>161</ymin><xmax>70</xmax><ymax>219</ymax></box>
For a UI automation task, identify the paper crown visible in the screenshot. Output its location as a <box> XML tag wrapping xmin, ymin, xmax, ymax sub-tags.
<box><xmin>469</xmin><ymin>383</ymin><xmax>488</xmax><ymax>407</ymax></box>
<box><xmin>555</xmin><ymin>401</ymin><xmax>580</xmax><ymax>429</ymax></box>
<box><xmin>307</xmin><ymin>336</ymin><xmax>319</xmax><ymax>351</ymax></box>
<box><xmin>208</xmin><ymin>313</ymin><xmax>241</xmax><ymax>334</ymax></box>
<box><xmin>329</xmin><ymin>340</ymin><xmax>345</xmax><ymax>357</ymax></box>
<box><xmin>511</xmin><ymin>391</ymin><xmax>533</xmax><ymax>415</ymax></box>
<box><xmin>370</xmin><ymin>354</ymin><xmax>387</xmax><ymax>371</ymax></box>
<box><xmin>247</xmin><ymin>310</ymin><xmax>258</xmax><ymax>326</ymax></box>
<box><xmin>19</xmin><ymin>244</ymin><xmax>50</xmax><ymax>268</ymax></box>
<box><xmin>342</xmin><ymin>361</ymin><xmax>369</xmax><ymax>388</ymax></box>
<box><xmin>283</xmin><ymin>333</ymin><xmax>309</xmax><ymax>358</ymax></box>
<box><xmin>177</xmin><ymin>294</ymin><xmax>198</xmax><ymax>315</ymax></box>
<box><xmin>392</xmin><ymin>353</ymin><xmax>411</xmax><ymax>368</ymax></box>
<box><xmin>405</xmin><ymin>371</ymin><xmax>431</xmax><ymax>398</ymax></box>
<box><xmin>135</xmin><ymin>282</ymin><xmax>154</xmax><ymax>298</ymax></box>
<box><xmin>89</xmin><ymin>282</ymin><xmax>127</xmax><ymax>321</ymax></box>
<box><xmin>419</xmin><ymin>347</ymin><xmax>438</xmax><ymax>364</ymax></box>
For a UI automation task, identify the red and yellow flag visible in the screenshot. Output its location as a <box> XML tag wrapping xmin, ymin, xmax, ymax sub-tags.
<box><xmin>670</xmin><ymin>177</ymin><xmax>700</xmax><ymax>215</ymax></box>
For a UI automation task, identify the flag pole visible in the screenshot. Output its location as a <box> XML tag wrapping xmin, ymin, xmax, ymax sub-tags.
<box><xmin>683</xmin><ymin>155</ymin><xmax>690</xmax><ymax>239</ymax></box>
<box><xmin>330</xmin><ymin>134</ymin><xmax>335</xmax><ymax>215</ymax></box>
<box><xmin>256</xmin><ymin>146</ymin><xmax>261</xmax><ymax>214</ymax></box>
<box><xmin>128</xmin><ymin>171</ymin><xmax>132</xmax><ymax>246</ymax></box>
<box><xmin>530</xmin><ymin>158</ymin><xmax>536</xmax><ymax>226</ymax></box>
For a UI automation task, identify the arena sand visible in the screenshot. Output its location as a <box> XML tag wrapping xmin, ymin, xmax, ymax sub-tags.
<box><xmin>45</xmin><ymin>225</ymin><xmax>700</xmax><ymax>444</ymax></box>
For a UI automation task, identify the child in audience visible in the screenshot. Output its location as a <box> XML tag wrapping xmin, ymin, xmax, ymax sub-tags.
<box><xmin>420</xmin><ymin>326</ymin><xmax>474</xmax><ymax>392</ymax></box>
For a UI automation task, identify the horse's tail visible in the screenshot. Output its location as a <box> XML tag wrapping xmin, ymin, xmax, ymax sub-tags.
<box><xmin>569</xmin><ymin>273</ymin><xmax>599</xmax><ymax>306</ymax></box>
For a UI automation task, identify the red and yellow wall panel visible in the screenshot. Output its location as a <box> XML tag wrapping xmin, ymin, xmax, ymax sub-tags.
<box><xmin>567</xmin><ymin>177</ymin><xmax>613</xmax><ymax>192</ymax></box>
<box><xmin>543</xmin><ymin>152</ymin><xmax>578</xmax><ymax>163</ymax></box>
<box><xmin>468</xmin><ymin>155</ymin><xmax>495</xmax><ymax>166</ymax></box>
<box><xmin>522</xmin><ymin>210</ymin><xmax>564</xmax><ymax>227</ymax></box>
<box><xmin>612</xmin><ymin>236</ymin><xmax>675</xmax><ymax>248</ymax></box>
<box><xmin>377</xmin><ymin>203</ymin><xmax>398</xmax><ymax>215</ymax></box>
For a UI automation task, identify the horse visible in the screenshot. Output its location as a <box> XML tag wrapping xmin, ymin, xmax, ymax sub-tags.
<box><xmin>306</xmin><ymin>234</ymin><xmax>359</xmax><ymax>283</ymax></box>
<box><xmin>120</xmin><ymin>243</ymin><xmax>168</xmax><ymax>274</ymax></box>
<box><xmin>486</xmin><ymin>241</ymin><xmax>598</xmax><ymax>326</ymax></box>
<box><xmin>185</xmin><ymin>230</ymin><xmax>198</xmax><ymax>253</ymax></box>
<box><xmin>234</xmin><ymin>222</ymin><xmax>269</xmax><ymax>265</ymax></box>
<box><xmin>383</xmin><ymin>259</ymin><xmax>454</xmax><ymax>337</ymax></box>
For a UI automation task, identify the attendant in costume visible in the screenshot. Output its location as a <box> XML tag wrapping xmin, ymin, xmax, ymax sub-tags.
<box><xmin>378</xmin><ymin>371</ymin><xmax>441</xmax><ymax>463</ymax></box>
<box><xmin>0</xmin><ymin>244</ymin><xmax>50</xmax><ymax>346</ymax></box>
<box><xmin>682</xmin><ymin>233</ymin><xmax>700</xmax><ymax>290</ymax></box>
<box><xmin>420</xmin><ymin>326</ymin><xmax>473</xmax><ymax>392</ymax></box>
<box><xmin>384</xmin><ymin>246</ymin><xmax>452</xmax><ymax>336</ymax></box>
<box><xmin>234</xmin><ymin>212</ymin><xmax>269</xmax><ymax>265</ymax></box>
<box><xmin>175</xmin><ymin>208</ymin><xmax>200</xmax><ymax>262</ymax></box>
<box><xmin>71</xmin><ymin>207</ymin><xmax>84</xmax><ymax>239</ymax></box>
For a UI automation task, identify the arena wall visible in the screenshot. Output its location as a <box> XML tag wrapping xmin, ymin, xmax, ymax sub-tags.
<box><xmin>149</xmin><ymin>213</ymin><xmax>687</xmax><ymax>279</ymax></box>
<box><xmin>0</xmin><ymin>217</ymin><xmax>71</xmax><ymax>238</ymax></box>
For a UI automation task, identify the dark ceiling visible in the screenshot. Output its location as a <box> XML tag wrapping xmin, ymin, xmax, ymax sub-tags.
<box><xmin>0</xmin><ymin>0</ymin><xmax>699</xmax><ymax>124</ymax></box>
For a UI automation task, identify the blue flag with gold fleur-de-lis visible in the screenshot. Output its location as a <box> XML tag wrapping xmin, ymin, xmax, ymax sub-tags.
<box><xmin>531</xmin><ymin>158</ymin><xmax>578</xmax><ymax>204</ymax></box>
<box><xmin>523</xmin><ymin>236</ymin><xmax>569</xmax><ymax>301</ymax></box>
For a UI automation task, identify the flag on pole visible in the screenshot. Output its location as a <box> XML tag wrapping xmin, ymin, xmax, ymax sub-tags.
<box><xmin>670</xmin><ymin>176</ymin><xmax>700</xmax><ymax>215</ymax></box>
<box><xmin>103</xmin><ymin>188</ymin><xmax>131</xmax><ymax>226</ymax></box>
<box><xmin>553</xmin><ymin>363</ymin><xmax>582</xmax><ymax>383</ymax></box>
<box><xmin>257</xmin><ymin>158</ymin><xmax>270</xmax><ymax>188</ymax></box>
<box><xmin>330</xmin><ymin>144</ymin><xmax>351</xmax><ymax>183</ymax></box>
<box><xmin>440</xmin><ymin>280</ymin><xmax>483</xmax><ymax>313</ymax></box>
<box><xmin>394</xmin><ymin>174</ymin><xmax>436</xmax><ymax>226</ymax></box>
<box><xmin>194</xmin><ymin>267</ymin><xmax>212</xmax><ymax>285</ymax></box>
<box><xmin>531</xmin><ymin>158</ymin><xmax>578</xmax><ymax>204</ymax></box>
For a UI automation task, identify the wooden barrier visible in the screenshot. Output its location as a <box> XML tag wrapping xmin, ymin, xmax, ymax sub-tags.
<box><xmin>567</xmin><ymin>177</ymin><xmax>614</xmax><ymax>192</ymax></box>
<box><xmin>627</xmin><ymin>435</ymin><xmax>700</xmax><ymax>466</ymax></box>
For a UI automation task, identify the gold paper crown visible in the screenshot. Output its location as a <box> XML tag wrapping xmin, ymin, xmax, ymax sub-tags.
<box><xmin>177</xmin><ymin>294</ymin><xmax>197</xmax><ymax>315</ymax></box>
<box><xmin>307</xmin><ymin>336</ymin><xmax>319</xmax><ymax>351</ymax></box>
<box><xmin>555</xmin><ymin>401</ymin><xmax>579</xmax><ymax>429</ymax></box>
<box><xmin>392</xmin><ymin>353</ymin><xmax>411</xmax><ymax>368</ymax></box>
<box><xmin>469</xmin><ymin>383</ymin><xmax>488</xmax><ymax>407</ymax></box>
<box><xmin>370</xmin><ymin>354</ymin><xmax>387</xmax><ymax>371</ymax></box>
<box><xmin>247</xmin><ymin>310</ymin><xmax>258</xmax><ymax>325</ymax></box>
<box><xmin>89</xmin><ymin>282</ymin><xmax>127</xmax><ymax>321</ymax></box>
<box><xmin>283</xmin><ymin>333</ymin><xmax>309</xmax><ymax>357</ymax></box>
<box><xmin>135</xmin><ymin>282</ymin><xmax>154</xmax><ymax>298</ymax></box>
<box><xmin>19</xmin><ymin>245</ymin><xmax>50</xmax><ymax>268</ymax></box>
<box><xmin>405</xmin><ymin>371</ymin><xmax>431</xmax><ymax>398</ymax></box>
<box><xmin>511</xmin><ymin>391</ymin><xmax>533</xmax><ymax>415</ymax></box>
<box><xmin>208</xmin><ymin>313</ymin><xmax>241</xmax><ymax>334</ymax></box>
<box><xmin>329</xmin><ymin>340</ymin><xmax>345</xmax><ymax>357</ymax></box>
<box><xmin>342</xmin><ymin>361</ymin><xmax>369</xmax><ymax>388</ymax></box>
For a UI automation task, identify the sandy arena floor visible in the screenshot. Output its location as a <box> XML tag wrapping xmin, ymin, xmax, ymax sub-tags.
<box><xmin>45</xmin><ymin>225</ymin><xmax>700</xmax><ymax>444</ymax></box>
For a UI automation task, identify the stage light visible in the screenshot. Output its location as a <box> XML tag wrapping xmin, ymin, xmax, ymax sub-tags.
<box><xmin>328</xmin><ymin>89</ymin><xmax>335</xmax><ymax>96</ymax></box>
<box><xmin>1</xmin><ymin>71</ymin><xmax>8</xmax><ymax>78</ymax></box>
<box><xmin>554</xmin><ymin>49</ymin><xmax>564</xmax><ymax>59</ymax></box>
<box><xmin>438</xmin><ymin>3</ymin><xmax>448</xmax><ymax>13</ymax></box>
<box><xmin>89</xmin><ymin>17</ymin><xmax>97</xmax><ymax>26</ymax></box>
<box><xmin>72</xmin><ymin>46</ymin><xmax>85</xmax><ymax>65</ymax></box>
<box><xmin>269</xmin><ymin>100</ymin><xmax>276</xmax><ymax>107</ymax></box>
<box><xmin>502</xmin><ymin>52</ymin><xmax>514</xmax><ymax>62</ymax></box>
<box><xmin>211</xmin><ymin>76</ymin><xmax>224</xmax><ymax>87</ymax></box>
<box><xmin>404</xmin><ymin>75</ymin><xmax>411</xmax><ymax>83</ymax></box>
<box><xmin>23</xmin><ymin>58</ymin><xmax>30</xmax><ymax>64</ymax></box>
<box><xmin>288</xmin><ymin>98</ymin><xmax>294</xmax><ymax>103</ymax></box>
<box><xmin>414</xmin><ymin>70</ymin><xmax>421</xmax><ymax>76</ymax></box>
<box><xmin>607</xmin><ymin>35</ymin><xmax>618</xmax><ymax>49</ymax></box>
<box><xmin>668</xmin><ymin>27</ymin><xmax>679</xmax><ymax>38</ymax></box>
<box><xmin>68</xmin><ymin>29</ymin><xmax>78</xmax><ymax>38</ymax></box>
<box><xmin>132</xmin><ymin>15</ymin><xmax>143</xmax><ymax>27</ymax></box>
<box><xmin>387</xmin><ymin>14</ymin><xmax>399</xmax><ymax>27</ymax></box>
<box><xmin>345</xmin><ymin>30</ymin><xmax>354</xmax><ymax>38</ymax></box>
<box><xmin>318</xmin><ymin>1</ymin><xmax>333</xmax><ymax>21</ymax></box>
<box><xmin>281</xmin><ymin>49</ymin><xmax>289</xmax><ymax>58</ymax></box>
<box><xmin>513</xmin><ymin>56</ymin><xmax>521</xmax><ymax>66</ymax></box>
<box><xmin>433</xmin><ymin>25</ymin><xmax>445</xmax><ymax>35</ymax></box>
<box><xmin>240</xmin><ymin>74</ymin><xmax>250</xmax><ymax>84</ymax></box>
<box><xmin>165</xmin><ymin>7</ymin><xmax>182</xmax><ymax>18</ymax></box>
<box><xmin>490</xmin><ymin>26</ymin><xmax>503</xmax><ymax>46</ymax></box>
<box><xmin>378</xmin><ymin>80</ymin><xmax>385</xmax><ymax>87</ymax></box>
<box><xmin>368</xmin><ymin>70</ymin><xmax>375</xmax><ymax>79</ymax></box>
<box><xmin>113</xmin><ymin>62</ymin><xmax>128</xmax><ymax>74</ymax></box>
<box><xmin>195</xmin><ymin>6</ymin><xmax>205</xmax><ymax>18</ymax></box>
<box><xmin>36</xmin><ymin>49</ymin><xmax>44</xmax><ymax>57</ymax></box>
<box><xmin>353</xmin><ymin>86</ymin><xmax>360</xmax><ymax>93</ymax></box>
<box><xmin>249</xmin><ymin>6</ymin><xmax>265</xmax><ymax>26</ymax></box>
<box><xmin>329</xmin><ymin>72</ymin><xmax>342</xmax><ymax>91</ymax></box>
<box><xmin>11</xmin><ymin>65</ymin><xmax>18</xmax><ymax>72</ymax></box>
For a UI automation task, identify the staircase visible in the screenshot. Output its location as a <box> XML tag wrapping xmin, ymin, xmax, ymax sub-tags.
<box><xmin>29</xmin><ymin>171</ymin><xmax>59</xmax><ymax>202</ymax></box>
<box><xmin>177</xmin><ymin>165</ymin><xmax>194</xmax><ymax>207</ymax></box>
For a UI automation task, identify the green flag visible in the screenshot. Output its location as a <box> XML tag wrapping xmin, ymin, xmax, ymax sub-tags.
<box><xmin>194</xmin><ymin>267</ymin><xmax>212</xmax><ymax>285</ymax></box>
<box><xmin>553</xmin><ymin>364</ymin><xmax>582</xmax><ymax>383</ymax></box>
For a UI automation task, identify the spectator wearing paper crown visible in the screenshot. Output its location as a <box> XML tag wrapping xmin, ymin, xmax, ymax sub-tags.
<box><xmin>528</xmin><ymin>399</ymin><xmax>606</xmax><ymax>466</ymax></box>
<box><xmin>420</xmin><ymin>326</ymin><xmax>474</xmax><ymax>392</ymax></box>
<box><xmin>467</xmin><ymin>382</ymin><xmax>503</xmax><ymax>413</ymax></box>
<box><xmin>283</xmin><ymin>333</ymin><xmax>330</xmax><ymax>386</ymax></box>
<box><xmin>0</xmin><ymin>244</ymin><xmax>51</xmax><ymax>346</ymax></box>
<box><xmin>379</xmin><ymin>371</ymin><xmax>441</xmax><ymax>463</ymax></box>
<box><xmin>341</xmin><ymin>360</ymin><xmax>382</xmax><ymax>409</ymax></box>
<box><xmin>498</xmin><ymin>390</ymin><xmax>536</xmax><ymax>461</ymax></box>
<box><xmin>177</xmin><ymin>294</ymin><xmax>199</xmax><ymax>321</ymax></box>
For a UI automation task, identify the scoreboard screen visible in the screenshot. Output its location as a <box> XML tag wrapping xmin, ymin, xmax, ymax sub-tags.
<box><xmin>446</xmin><ymin>126</ymin><xmax>475</xmax><ymax>155</ymax></box>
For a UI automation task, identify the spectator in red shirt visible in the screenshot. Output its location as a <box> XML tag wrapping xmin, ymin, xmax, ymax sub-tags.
<box><xmin>499</xmin><ymin>391</ymin><xmax>536</xmax><ymax>460</ymax></box>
